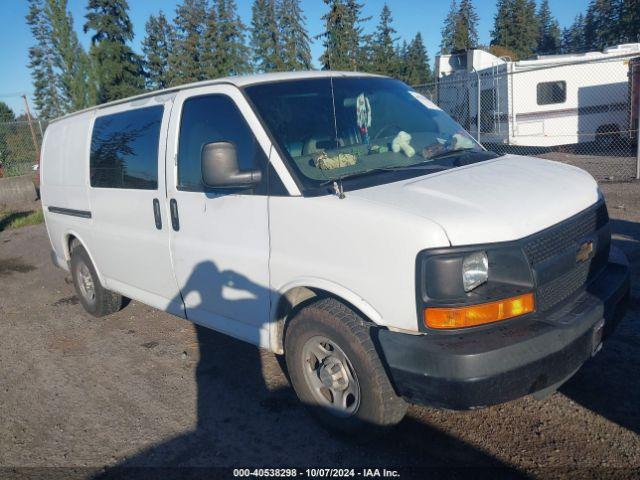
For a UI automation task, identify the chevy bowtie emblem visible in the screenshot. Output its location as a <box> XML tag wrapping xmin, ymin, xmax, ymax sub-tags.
<box><xmin>576</xmin><ymin>241</ymin><xmax>594</xmax><ymax>263</ymax></box>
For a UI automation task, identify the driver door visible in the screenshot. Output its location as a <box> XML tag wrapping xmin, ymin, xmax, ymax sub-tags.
<box><xmin>165</xmin><ymin>85</ymin><xmax>273</xmax><ymax>347</ymax></box>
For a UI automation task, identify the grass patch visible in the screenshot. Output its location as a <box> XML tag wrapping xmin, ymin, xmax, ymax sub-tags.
<box><xmin>0</xmin><ymin>209</ymin><xmax>44</xmax><ymax>233</ymax></box>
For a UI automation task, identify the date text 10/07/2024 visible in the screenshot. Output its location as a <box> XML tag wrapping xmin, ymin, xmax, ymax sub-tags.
<box><xmin>233</xmin><ymin>468</ymin><xmax>401</xmax><ymax>478</ymax></box>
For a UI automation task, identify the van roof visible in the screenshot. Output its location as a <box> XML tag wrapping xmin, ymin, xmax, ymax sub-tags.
<box><xmin>49</xmin><ymin>70</ymin><xmax>385</xmax><ymax>125</ymax></box>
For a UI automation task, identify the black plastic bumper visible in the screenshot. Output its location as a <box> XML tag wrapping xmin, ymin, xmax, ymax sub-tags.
<box><xmin>376</xmin><ymin>247</ymin><xmax>631</xmax><ymax>410</ymax></box>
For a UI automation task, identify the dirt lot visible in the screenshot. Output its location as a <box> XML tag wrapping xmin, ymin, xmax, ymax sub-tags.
<box><xmin>1</xmin><ymin>183</ymin><xmax>639</xmax><ymax>479</ymax></box>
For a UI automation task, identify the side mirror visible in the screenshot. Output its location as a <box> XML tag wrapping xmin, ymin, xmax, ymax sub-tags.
<box><xmin>201</xmin><ymin>142</ymin><xmax>262</xmax><ymax>189</ymax></box>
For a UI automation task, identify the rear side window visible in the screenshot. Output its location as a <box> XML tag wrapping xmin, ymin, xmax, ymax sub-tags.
<box><xmin>177</xmin><ymin>95</ymin><xmax>265</xmax><ymax>192</ymax></box>
<box><xmin>536</xmin><ymin>81</ymin><xmax>566</xmax><ymax>105</ymax></box>
<box><xmin>90</xmin><ymin>105</ymin><xmax>163</xmax><ymax>189</ymax></box>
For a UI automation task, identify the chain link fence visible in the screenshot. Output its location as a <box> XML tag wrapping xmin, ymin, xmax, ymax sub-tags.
<box><xmin>415</xmin><ymin>53</ymin><xmax>640</xmax><ymax>182</ymax></box>
<box><xmin>2</xmin><ymin>57</ymin><xmax>639</xmax><ymax>183</ymax></box>
<box><xmin>0</xmin><ymin>119</ymin><xmax>45</xmax><ymax>178</ymax></box>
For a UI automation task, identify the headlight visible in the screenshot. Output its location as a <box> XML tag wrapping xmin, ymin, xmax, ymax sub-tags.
<box><xmin>462</xmin><ymin>251</ymin><xmax>488</xmax><ymax>292</ymax></box>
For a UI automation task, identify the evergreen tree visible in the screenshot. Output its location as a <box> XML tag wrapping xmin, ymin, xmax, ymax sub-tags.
<box><xmin>210</xmin><ymin>0</ymin><xmax>251</xmax><ymax>77</ymax></box>
<box><xmin>202</xmin><ymin>2</ymin><xmax>220</xmax><ymax>78</ymax></box>
<box><xmin>357</xmin><ymin>32</ymin><xmax>375</xmax><ymax>71</ymax></box>
<box><xmin>584</xmin><ymin>0</ymin><xmax>621</xmax><ymax>50</ymax></box>
<box><xmin>47</xmin><ymin>0</ymin><xmax>94</xmax><ymax>110</ymax></box>
<box><xmin>26</xmin><ymin>0</ymin><xmax>63</xmax><ymax>119</ymax></box>
<box><xmin>401</xmin><ymin>33</ymin><xmax>433</xmax><ymax>85</ymax></box>
<box><xmin>318</xmin><ymin>0</ymin><xmax>366</xmax><ymax>71</ymax></box>
<box><xmin>452</xmin><ymin>0</ymin><xmax>479</xmax><ymax>51</ymax></box>
<box><xmin>142</xmin><ymin>11</ymin><xmax>174</xmax><ymax>90</ymax></box>
<box><xmin>0</xmin><ymin>102</ymin><xmax>16</xmax><ymax>165</ymax></box>
<box><xmin>84</xmin><ymin>0</ymin><xmax>144</xmax><ymax>103</ymax></box>
<box><xmin>561</xmin><ymin>13</ymin><xmax>586</xmax><ymax>53</ymax></box>
<box><xmin>619</xmin><ymin>0</ymin><xmax>640</xmax><ymax>44</ymax></box>
<box><xmin>371</xmin><ymin>4</ymin><xmax>400</xmax><ymax>76</ymax></box>
<box><xmin>277</xmin><ymin>0</ymin><xmax>312</xmax><ymax>70</ymax></box>
<box><xmin>440</xmin><ymin>0</ymin><xmax>458</xmax><ymax>54</ymax></box>
<box><xmin>172</xmin><ymin>0</ymin><xmax>207</xmax><ymax>84</ymax></box>
<box><xmin>251</xmin><ymin>0</ymin><xmax>281</xmax><ymax>72</ymax></box>
<box><xmin>491</xmin><ymin>0</ymin><xmax>512</xmax><ymax>51</ymax></box>
<box><xmin>491</xmin><ymin>0</ymin><xmax>538</xmax><ymax>60</ymax></box>
<box><xmin>0</xmin><ymin>102</ymin><xmax>15</xmax><ymax>123</ymax></box>
<box><xmin>536</xmin><ymin>0</ymin><xmax>561</xmax><ymax>54</ymax></box>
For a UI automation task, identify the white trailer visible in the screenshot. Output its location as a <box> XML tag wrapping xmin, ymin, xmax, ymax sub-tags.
<box><xmin>435</xmin><ymin>44</ymin><xmax>640</xmax><ymax>148</ymax></box>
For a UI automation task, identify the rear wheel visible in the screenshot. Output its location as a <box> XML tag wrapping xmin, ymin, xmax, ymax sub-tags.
<box><xmin>70</xmin><ymin>244</ymin><xmax>125</xmax><ymax>317</ymax></box>
<box><xmin>285</xmin><ymin>298</ymin><xmax>407</xmax><ymax>435</ymax></box>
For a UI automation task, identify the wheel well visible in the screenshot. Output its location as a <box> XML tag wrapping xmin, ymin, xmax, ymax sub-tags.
<box><xmin>65</xmin><ymin>234</ymin><xmax>80</xmax><ymax>260</ymax></box>
<box><xmin>273</xmin><ymin>287</ymin><xmax>372</xmax><ymax>354</ymax></box>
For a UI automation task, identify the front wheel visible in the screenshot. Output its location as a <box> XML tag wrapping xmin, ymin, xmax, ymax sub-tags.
<box><xmin>285</xmin><ymin>298</ymin><xmax>407</xmax><ymax>434</ymax></box>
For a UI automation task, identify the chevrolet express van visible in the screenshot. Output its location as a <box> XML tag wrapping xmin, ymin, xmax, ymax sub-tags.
<box><xmin>41</xmin><ymin>71</ymin><xmax>630</xmax><ymax>433</ymax></box>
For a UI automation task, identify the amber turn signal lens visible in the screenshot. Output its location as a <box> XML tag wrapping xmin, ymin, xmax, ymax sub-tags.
<box><xmin>424</xmin><ymin>293</ymin><xmax>535</xmax><ymax>329</ymax></box>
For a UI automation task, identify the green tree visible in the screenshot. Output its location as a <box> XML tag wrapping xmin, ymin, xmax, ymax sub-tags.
<box><xmin>47</xmin><ymin>0</ymin><xmax>94</xmax><ymax>110</ymax></box>
<box><xmin>561</xmin><ymin>13</ymin><xmax>586</xmax><ymax>53</ymax></box>
<box><xmin>0</xmin><ymin>102</ymin><xmax>16</xmax><ymax>165</ymax></box>
<box><xmin>277</xmin><ymin>0</ymin><xmax>312</xmax><ymax>70</ymax></box>
<box><xmin>84</xmin><ymin>0</ymin><xmax>144</xmax><ymax>103</ymax></box>
<box><xmin>318</xmin><ymin>0</ymin><xmax>366</xmax><ymax>71</ymax></box>
<box><xmin>371</xmin><ymin>4</ymin><xmax>400</xmax><ymax>76</ymax></box>
<box><xmin>210</xmin><ymin>0</ymin><xmax>251</xmax><ymax>77</ymax></box>
<box><xmin>619</xmin><ymin>0</ymin><xmax>640</xmax><ymax>44</ymax></box>
<box><xmin>142</xmin><ymin>11</ymin><xmax>174</xmax><ymax>90</ymax></box>
<box><xmin>250</xmin><ymin>0</ymin><xmax>281</xmax><ymax>72</ymax></box>
<box><xmin>26</xmin><ymin>0</ymin><xmax>63</xmax><ymax>119</ymax></box>
<box><xmin>452</xmin><ymin>0</ymin><xmax>479</xmax><ymax>51</ymax></box>
<box><xmin>0</xmin><ymin>102</ymin><xmax>15</xmax><ymax>123</ymax></box>
<box><xmin>536</xmin><ymin>0</ymin><xmax>561</xmax><ymax>54</ymax></box>
<box><xmin>584</xmin><ymin>0</ymin><xmax>621</xmax><ymax>50</ymax></box>
<box><xmin>491</xmin><ymin>0</ymin><xmax>538</xmax><ymax>60</ymax></box>
<box><xmin>172</xmin><ymin>0</ymin><xmax>207</xmax><ymax>84</ymax></box>
<box><xmin>440</xmin><ymin>0</ymin><xmax>458</xmax><ymax>54</ymax></box>
<box><xmin>400</xmin><ymin>33</ymin><xmax>433</xmax><ymax>85</ymax></box>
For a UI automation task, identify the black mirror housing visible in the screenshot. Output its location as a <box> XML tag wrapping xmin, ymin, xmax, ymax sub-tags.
<box><xmin>201</xmin><ymin>142</ymin><xmax>262</xmax><ymax>189</ymax></box>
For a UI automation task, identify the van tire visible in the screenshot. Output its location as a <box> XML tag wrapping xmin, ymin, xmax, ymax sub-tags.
<box><xmin>70</xmin><ymin>244</ymin><xmax>124</xmax><ymax>317</ymax></box>
<box><xmin>285</xmin><ymin>298</ymin><xmax>407</xmax><ymax>435</ymax></box>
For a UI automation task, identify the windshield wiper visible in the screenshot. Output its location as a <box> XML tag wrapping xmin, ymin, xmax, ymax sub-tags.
<box><xmin>318</xmin><ymin>163</ymin><xmax>447</xmax><ymax>187</ymax></box>
<box><xmin>427</xmin><ymin>147</ymin><xmax>478</xmax><ymax>161</ymax></box>
<box><xmin>318</xmin><ymin>168</ymin><xmax>390</xmax><ymax>187</ymax></box>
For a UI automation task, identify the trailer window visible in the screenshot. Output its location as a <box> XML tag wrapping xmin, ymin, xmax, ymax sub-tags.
<box><xmin>537</xmin><ymin>81</ymin><xmax>566</xmax><ymax>105</ymax></box>
<box><xmin>90</xmin><ymin>106</ymin><xmax>163</xmax><ymax>189</ymax></box>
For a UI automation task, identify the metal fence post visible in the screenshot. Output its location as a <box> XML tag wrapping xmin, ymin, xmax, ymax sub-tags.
<box><xmin>636</xmin><ymin>124</ymin><xmax>639</xmax><ymax>180</ymax></box>
<box><xmin>637</xmin><ymin>86</ymin><xmax>640</xmax><ymax>180</ymax></box>
<box><xmin>473</xmin><ymin>68</ymin><xmax>481</xmax><ymax>143</ymax></box>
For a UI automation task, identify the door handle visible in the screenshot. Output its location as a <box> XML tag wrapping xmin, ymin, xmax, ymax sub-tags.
<box><xmin>170</xmin><ymin>198</ymin><xmax>180</xmax><ymax>231</ymax></box>
<box><xmin>152</xmin><ymin>198</ymin><xmax>162</xmax><ymax>230</ymax></box>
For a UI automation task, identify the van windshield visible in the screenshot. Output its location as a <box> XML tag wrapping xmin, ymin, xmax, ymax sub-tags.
<box><xmin>244</xmin><ymin>76</ymin><xmax>493</xmax><ymax>192</ymax></box>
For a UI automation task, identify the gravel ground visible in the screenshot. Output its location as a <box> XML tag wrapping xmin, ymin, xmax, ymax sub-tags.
<box><xmin>0</xmin><ymin>183</ymin><xmax>639</xmax><ymax>479</ymax></box>
<box><xmin>538</xmin><ymin>152</ymin><xmax>638</xmax><ymax>182</ymax></box>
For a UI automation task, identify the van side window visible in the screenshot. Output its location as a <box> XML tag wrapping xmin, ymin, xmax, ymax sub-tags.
<box><xmin>536</xmin><ymin>81</ymin><xmax>566</xmax><ymax>105</ymax></box>
<box><xmin>90</xmin><ymin>106</ymin><xmax>163</xmax><ymax>189</ymax></box>
<box><xmin>177</xmin><ymin>95</ymin><xmax>266</xmax><ymax>193</ymax></box>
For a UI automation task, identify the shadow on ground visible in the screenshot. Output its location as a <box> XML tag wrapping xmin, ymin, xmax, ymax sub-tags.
<box><xmin>0</xmin><ymin>210</ymin><xmax>32</xmax><ymax>232</ymax></box>
<box><xmin>561</xmin><ymin>218</ymin><xmax>640</xmax><ymax>435</ymax></box>
<box><xmin>93</xmin><ymin>260</ymin><xmax>528</xmax><ymax>479</ymax></box>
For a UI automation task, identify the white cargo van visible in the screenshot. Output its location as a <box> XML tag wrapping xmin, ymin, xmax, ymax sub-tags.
<box><xmin>41</xmin><ymin>71</ymin><xmax>630</xmax><ymax>433</ymax></box>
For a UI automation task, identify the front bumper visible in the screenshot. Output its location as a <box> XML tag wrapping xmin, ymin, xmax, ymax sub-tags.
<box><xmin>376</xmin><ymin>247</ymin><xmax>631</xmax><ymax>410</ymax></box>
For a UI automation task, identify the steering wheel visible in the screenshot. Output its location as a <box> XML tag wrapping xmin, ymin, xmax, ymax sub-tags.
<box><xmin>372</xmin><ymin>124</ymin><xmax>402</xmax><ymax>140</ymax></box>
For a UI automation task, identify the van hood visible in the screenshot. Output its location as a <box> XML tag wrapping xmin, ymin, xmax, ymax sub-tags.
<box><xmin>349</xmin><ymin>154</ymin><xmax>600</xmax><ymax>246</ymax></box>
